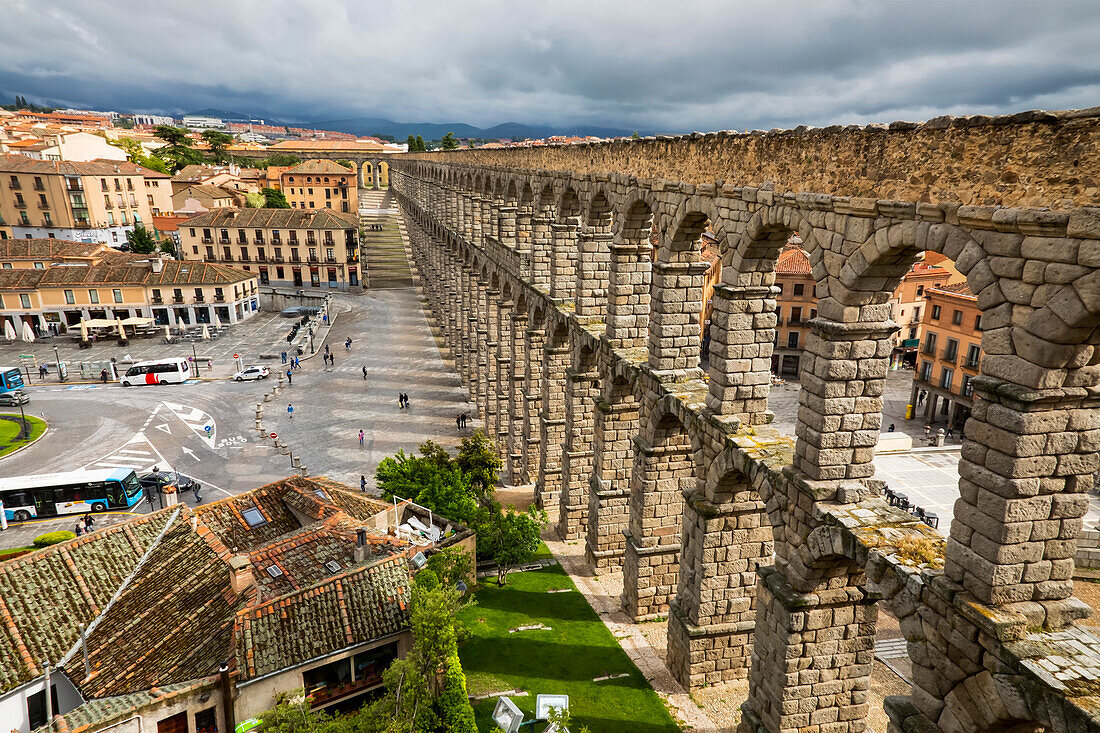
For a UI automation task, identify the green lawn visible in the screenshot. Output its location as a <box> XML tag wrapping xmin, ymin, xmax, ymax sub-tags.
<box><xmin>0</xmin><ymin>546</ymin><xmax>34</xmax><ymax>559</ymax></box>
<box><xmin>457</xmin><ymin>562</ymin><xmax>680</xmax><ymax>733</ymax></box>
<box><xmin>0</xmin><ymin>414</ymin><xmax>47</xmax><ymax>458</ymax></box>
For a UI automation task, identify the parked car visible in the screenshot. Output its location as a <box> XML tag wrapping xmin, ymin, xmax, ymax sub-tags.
<box><xmin>233</xmin><ymin>365</ymin><xmax>270</xmax><ymax>382</ymax></box>
<box><xmin>0</xmin><ymin>391</ymin><xmax>30</xmax><ymax>406</ymax></box>
<box><xmin>138</xmin><ymin>470</ymin><xmax>199</xmax><ymax>496</ymax></box>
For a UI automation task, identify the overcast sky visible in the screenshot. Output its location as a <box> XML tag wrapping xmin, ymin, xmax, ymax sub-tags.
<box><xmin>2</xmin><ymin>0</ymin><xmax>1098</xmax><ymax>132</ymax></box>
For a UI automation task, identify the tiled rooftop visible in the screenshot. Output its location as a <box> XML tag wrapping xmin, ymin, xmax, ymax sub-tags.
<box><xmin>283</xmin><ymin>159</ymin><xmax>355</xmax><ymax>176</ymax></box>
<box><xmin>184</xmin><ymin>207</ymin><xmax>358</xmax><ymax>230</ymax></box>
<box><xmin>235</xmin><ymin>554</ymin><xmax>411</xmax><ymax>679</ymax></box>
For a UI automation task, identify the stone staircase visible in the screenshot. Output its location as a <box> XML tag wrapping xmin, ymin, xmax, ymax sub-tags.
<box><xmin>359</xmin><ymin>189</ymin><xmax>414</xmax><ymax>289</ymax></box>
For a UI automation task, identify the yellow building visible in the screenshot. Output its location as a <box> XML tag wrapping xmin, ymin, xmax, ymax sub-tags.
<box><xmin>280</xmin><ymin>160</ymin><xmax>356</xmax><ymax>213</ymax></box>
<box><xmin>179</xmin><ymin>208</ymin><xmax>360</xmax><ymax>290</ymax></box>
<box><xmin>0</xmin><ymin>239</ymin><xmax>259</xmax><ymax>335</ymax></box>
<box><xmin>0</xmin><ymin>154</ymin><xmax>172</xmax><ymax>245</ymax></box>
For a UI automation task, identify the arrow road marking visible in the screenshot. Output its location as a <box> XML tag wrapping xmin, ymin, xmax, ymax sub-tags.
<box><xmin>181</xmin><ymin>446</ymin><xmax>200</xmax><ymax>461</ymax></box>
<box><xmin>162</xmin><ymin>401</ymin><xmax>216</xmax><ymax>448</ymax></box>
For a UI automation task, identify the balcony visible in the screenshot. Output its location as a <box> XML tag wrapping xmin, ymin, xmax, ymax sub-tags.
<box><xmin>257</xmin><ymin>255</ymin><xmax>267</xmax><ymax>262</ymax></box>
<box><xmin>218</xmin><ymin>238</ymin><xmax>231</xmax><ymax>245</ymax></box>
<box><xmin>323</xmin><ymin>239</ymin><xmax>335</xmax><ymax>247</ymax></box>
<box><xmin>290</xmin><ymin>256</ymin><xmax>301</xmax><ymax>263</ymax></box>
<box><xmin>963</xmin><ymin>357</ymin><xmax>980</xmax><ymax>370</ymax></box>
<box><xmin>325</xmin><ymin>256</ymin><xmax>338</xmax><ymax>264</ymax></box>
<box><xmin>14</xmin><ymin>201</ymin><xmax>26</xmax><ymax>209</ymax></box>
<box><xmin>920</xmin><ymin>344</ymin><xmax>937</xmax><ymax>357</ymax></box>
<box><xmin>940</xmin><ymin>348</ymin><xmax>958</xmax><ymax>364</ymax></box>
<box><xmin>66</xmin><ymin>182</ymin><xmax>83</xmax><ymax>192</ymax></box>
<box><xmin>254</xmin><ymin>238</ymin><xmax>265</xmax><ymax>245</ymax></box>
<box><xmin>273</xmin><ymin>256</ymin><xmax>284</xmax><ymax>263</ymax></box>
<box><xmin>173</xmin><ymin>295</ymin><xmax>185</xmax><ymax>303</ymax></box>
<box><xmin>75</xmin><ymin>220</ymin><xmax>90</xmax><ymax>228</ymax></box>
<box><xmin>201</xmin><ymin>237</ymin><xmax>214</xmax><ymax>244</ymax></box>
<box><xmin>194</xmin><ymin>295</ymin><xmax>205</xmax><ymax>303</ymax></box>
<box><xmin>33</xmin><ymin>183</ymin><xmax>45</xmax><ymax>191</ymax></box>
<box><xmin>308</xmin><ymin>256</ymin><xmax>319</xmax><ymax>263</ymax></box>
<box><xmin>8</xmin><ymin>181</ymin><xmax>20</xmax><ymax>190</ymax></box>
<box><xmin>214</xmin><ymin>294</ymin><xmax>225</xmax><ymax>302</ymax></box>
<box><xmin>37</xmin><ymin>202</ymin><xmax>50</xmax><ymax>210</ymax></box>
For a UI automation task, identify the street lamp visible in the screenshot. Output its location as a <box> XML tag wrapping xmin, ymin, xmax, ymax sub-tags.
<box><xmin>52</xmin><ymin>345</ymin><xmax>63</xmax><ymax>383</ymax></box>
<box><xmin>17</xmin><ymin>399</ymin><xmax>27</xmax><ymax>440</ymax></box>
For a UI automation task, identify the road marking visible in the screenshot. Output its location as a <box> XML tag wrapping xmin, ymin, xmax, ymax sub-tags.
<box><xmin>181</xmin><ymin>446</ymin><xmax>200</xmax><ymax>461</ymax></box>
<box><xmin>84</xmin><ymin>431</ymin><xmax>174</xmax><ymax>475</ymax></box>
<box><xmin>162</xmin><ymin>401</ymin><xmax>216</xmax><ymax>448</ymax></box>
<box><xmin>154</xmin><ymin>423</ymin><xmax>172</xmax><ymax>434</ymax></box>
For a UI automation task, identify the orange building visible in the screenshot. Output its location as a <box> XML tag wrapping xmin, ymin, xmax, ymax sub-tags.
<box><xmin>280</xmin><ymin>160</ymin><xmax>356</xmax><ymax>213</ymax></box>
<box><xmin>887</xmin><ymin>259</ymin><xmax>955</xmax><ymax>367</ymax></box>
<box><xmin>771</xmin><ymin>244</ymin><xmax>817</xmax><ymax>376</ymax></box>
<box><xmin>910</xmin><ymin>282</ymin><xmax>982</xmax><ymax>431</ymax></box>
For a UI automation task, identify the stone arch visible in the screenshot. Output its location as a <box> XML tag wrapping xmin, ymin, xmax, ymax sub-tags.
<box><xmin>559</xmin><ymin>187</ymin><xmax>582</xmax><ymax>221</ymax></box>
<box><xmin>617</xmin><ymin>196</ymin><xmax>657</xmax><ymax>244</ymax></box>
<box><xmin>647</xmin><ymin>206</ymin><xmax>714</xmax><ymax>371</ymax></box>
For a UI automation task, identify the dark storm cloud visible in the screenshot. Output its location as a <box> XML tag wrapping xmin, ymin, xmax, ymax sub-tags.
<box><xmin>1</xmin><ymin>0</ymin><xmax>1097</xmax><ymax>132</ymax></box>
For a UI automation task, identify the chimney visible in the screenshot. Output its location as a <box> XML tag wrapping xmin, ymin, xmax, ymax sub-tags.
<box><xmin>228</xmin><ymin>554</ymin><xmax>254</xmax><ymax>594</ymax></box>
<box><xmin>353</xmin><ymin>529</ymin><xmax>369</xmax><ymax>563</ymax></box>
<box><xmin>152</xmin><ymin>257</ymin><xmax>164</xmax><ymax>273</ymax></box>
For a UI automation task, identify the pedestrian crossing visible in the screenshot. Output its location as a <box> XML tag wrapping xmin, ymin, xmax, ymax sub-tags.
<box><xmin>84</xmin><ymin>432</ymin><xmax>172</xmax><ymax>474</ymax></box>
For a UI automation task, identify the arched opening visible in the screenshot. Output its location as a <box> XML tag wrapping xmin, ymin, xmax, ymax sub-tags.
<box><xmin>648</xmin><ymin>210</ymin><xmax>711</xmax><ymax>372</ymax></box>
<box><xmin>606</xmin><ymin>198</ymin><xmax>655</xmax><ymax>349</ymax></box>
<box><xmin>550</xmin><ymin>188</ymin><xmax>582</xmax><ymax>301</ymax></box>
<box><xmin>559</xmin><ymin>342</ymin><xmax>600</xmax><ymax>540</ymax></box>
<box><xmin>575</xmin><ymin>191</ymin><xmax>613</xmax><ymax>319</ymax></box>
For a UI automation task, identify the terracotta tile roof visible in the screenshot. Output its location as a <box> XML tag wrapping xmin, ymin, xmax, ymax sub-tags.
<box><xmin>0</xmin><ymin>239</ymin><xmax>106</xmax><ymax>261</ymax></box>
<box><xmin>0</xmin><ymin>153</ymin><xmax>159</xmax><ymax>178</ymax></box>
<box><xmin>193</xmin><ymin>479</ymin><xmax>306</xmax><ymax>552</ymax></box>
<box><xmin>234</xmin><ymin>554</ymin><xmax>411</xmax><ymax>679</ymax></box>
<box><xmin>63</xmin><ymin>512</ymin><xmax>239</xmax><ymax>699</ymax></box>
<box><xmin>0</xmin><ymin>268</ymin><xmax>47</xmax><ymax>289</ymax></box>
<box><xmin>927</xmin><ymin>281</ymin><xmax>976</xmax><ymax>299</ymax></box>
<box><xmin>0</xmin><ymin>511</ymin><xmax>177</xmax><ymax>694</ymax></box>
<box><xmin>21</xmin><ymin>260</ymin><xmax>255</xmax><ymax>288</ymax></box>
<box><xmin>325</xmin><ymin>484</ymin><xmax>392</xmax><ymax>520</ymax></box>
<box><xmin>283</xmin><ymin>159</ymin><xmax>355</xmax><ymax>175</ymax></box>
<box><xmin>267</xmin><ymin>139</ymin><xmax>394</xmax><ymax>152</ymax></box>
<box><xmin>776</xmin><ymin>246</ymin><xmax>811</xmax><ymax>275</ymax></box>
<box><xmin>185</xmin><ymin>207</ymin><xmax>358</xmax><ymax>229</ymax></box>
<box><xmin>175</xmin><ymin>183</ymin><xmax>235</xmax><ymax>200</ymax></box>
<box><xmin>171</xmin><ymin>165</ymin><xmax>225</xmax><ymax>183</ymax></box>
<box><xmin>31</xmin><ymin>678</ymin><xmax>219</xmax><ymax>733</ymax></box>
<box><xmin>94</xmin><ymin>159</ymin><xmax>170</xmax><ymax>179</ymax></box>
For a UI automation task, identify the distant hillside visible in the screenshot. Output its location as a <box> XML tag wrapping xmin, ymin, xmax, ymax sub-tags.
<box><xmin>303</xmin><ymin>116</ymin><xmax>640</xmax><ymax>141</ymax></box>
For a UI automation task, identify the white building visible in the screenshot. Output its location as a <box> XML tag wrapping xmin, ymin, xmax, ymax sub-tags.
<box><xmin>182</xmin><ymin>115</ymin><xmax>224</xmax><ymax>129</ymax></box>
<box><xmin>132</xmin><ymin>113</ymin><xmax>175</xmax><ymax>126</ymax></box>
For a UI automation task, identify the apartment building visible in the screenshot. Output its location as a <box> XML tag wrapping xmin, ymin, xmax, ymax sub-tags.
<box><xmin>280</xmin><ymin>159</ymin><xmax>356</xmax><ymax>212</ymax></box>
<box><xmin>771</xmin><ymin>244</ymin><xmax>817</xmax><ymax>376</ymax></box>
<box><xmin>910</xmin><ymin>282</ymin><xmax>982</xmax><ymax>430</ymax></box>
<box><xmin>0</xmin><ymin>154</ymin><xmax>172</xmax><ymax>245</ymax></box>
<box><xmin>0</xmin><ymin>239</ymin><xmax>260</xmax><ymax>334</ymax></box>
<box><xmin>179</xmin><ymin>208</ymin><xmax>361</xmax><ymax>290</ymax></box>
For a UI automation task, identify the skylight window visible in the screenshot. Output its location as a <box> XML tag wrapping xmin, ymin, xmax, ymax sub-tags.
<box><xmin>241</xmin><ymin>506</ymin><xmax>268</xmax><ymax>528</ymax></box>
<box><xmin>324</xmin><ymin>560</ymin><xmax>342</xmax><ymax>573</ymax></box>
<box><xmin>314</xmin><ymin>489</ymin><xmax>328</xmax><ymax>500</ymax></box>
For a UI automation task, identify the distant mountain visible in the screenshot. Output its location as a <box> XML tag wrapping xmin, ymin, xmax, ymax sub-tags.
<box><xmin>302</xmin><ymin>116</ymin><xmax>639</xmax><ymax>141</ymax></box>
<box><xmin>186</xmin><ymin>107</ymin><xmax>278</xmax><ymax>123</ymax></box>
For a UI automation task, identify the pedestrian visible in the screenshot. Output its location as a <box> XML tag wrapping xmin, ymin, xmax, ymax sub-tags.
<box><xmin>39</xmin><ymin>364</ymin><xmax>48</xmax><ymax>379</ymax></box>
<box><xmin>888</xmin><ymin>423</ymin><xmax>896</xmax><ymax>432</ymax></box>
<box><xmin>362</xmin><ymin>366</ymin><xmax>368</xmax><ymax>380</ymax></box>
<box><xmin>359</xmin><ymin>429</ymin><xmax>365</xmax><ymax>447</ymax></box>
<box><xmin>83</xmin><ymin>513</ymin><xmax>95</xmax><ymax>532</ymax></box>
<box><xmin>457</xmin><ymin>413</ymin><xmax>462</xmax><ymax>430</ymax></box>
<box><xmin>345</xmin><ymin>337</ymin><xmax>352</xmax><ymax>351</ymax></box>
<box><xmin>193</xmin><ymin>482</ymin><xmax>202</xmax><ymax>503</ymax></box>
<box><xmin>923</xmin><ymin>424</ymin><xmax>930</xmax><ymax>438</ymax></box>
<box><xmin>295</xmin><ymin>357</ymin><xmax>301</xmax><ymax>370</ymax></box>
<box><xmin>398</xmin><ymin>393</ymin><xmax>404</xmax><ymax>409</ymax></box>
<box><xmin>946</xmin><ymin>426</ymin><xmax>955</xmax><ymax>439</ymax></box>
<box><xmin>323</xmin><ymin>313</ymin><xmax>328</xmax><ymax>325</ymax></box>
<box><xmin>330</xmin><ymin>354</ymin><xmax>335</xmax><ymax>367</ymax></box>
<box><xmin>74</xmin><ymin>522</ymin><xmax>83</xmax><ymax>537</ymax></box>
<box><xmin>463</xmin><ymin>413</ymin><xmax>469</xmax><ymax>428</ymax></box>
<box><xmin>360</xmin><ymin>474</ymin><xmax>367</xmax><ymax>492</ymax></box>
<box><xmin>325</xmin><ymin>344</ymin><xmax>330</xmax><ymax>355</ymax></box>
<box><xmin>286</xmin><ymin>369</ymin><xmax>292</xmax><ymax>385</ymax></box>
<box><xmin>281</xmin><ymin>351</ymin><xmax>288</xmax><ymax>364</ymax></box>
<box><xmin>403</xmin><ymin>393</ymin><xmax>410</xmax><ymax>409</ymax></box>
<box><xmin>100</xmin><ymin>368</ymin><xmax>108</xmax><ymax>383</ymax></box>
<box><xmin>288</xmin><ymin>403</ymin><xmax>294</xmax><ymax>419</ymax></box>
<box><xmin>147</xmin><ymin>486</ymin><xmax>157</xmax><ymax>508</ymax></box>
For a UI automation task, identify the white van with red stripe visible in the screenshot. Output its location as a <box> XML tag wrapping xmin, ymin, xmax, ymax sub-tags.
<box><xmin>119</xmin><ymin>357</ymin><xmax>191</xmax><ymax>386</ymax></box>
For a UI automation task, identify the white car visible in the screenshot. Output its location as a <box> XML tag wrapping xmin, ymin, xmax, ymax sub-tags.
<box><xmin>233</xmin><ymin>365</ymin><xmax>270</xmax><ymax>382</ymax></box>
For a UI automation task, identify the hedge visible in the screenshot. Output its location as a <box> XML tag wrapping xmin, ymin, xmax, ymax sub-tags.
<box><xmin>33</xmin><ymin>531</ymin><xmax>76</xmax><ymax>548</ymax></box>
<box><xmin>438</xmin><ymin>650</ymin><xmax>476</xmax><ymax>733</ymax></box>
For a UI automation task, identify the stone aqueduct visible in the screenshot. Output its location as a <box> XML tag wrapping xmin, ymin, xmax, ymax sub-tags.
<box><xmin>391</xmin><ymin>110</ymin><xmax>1100</xmax><ymax>733</ymax></box>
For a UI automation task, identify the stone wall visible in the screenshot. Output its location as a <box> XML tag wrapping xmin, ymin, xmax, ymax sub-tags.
<box><xmin>406</xmin><ymin>108</ymin><xmax>1100</xmax><ymax>209</ymax></box>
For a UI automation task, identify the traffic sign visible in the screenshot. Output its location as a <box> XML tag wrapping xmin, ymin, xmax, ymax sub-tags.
<box><xmin>233</xmin><ymin>354</ymin><xmax>240</xmax><ymax>359</ymax></box>
<box><xmin>269</xmin><ymin>432</ymin><xmax>278</xmax><ymax>439</ymax></box>
<box><xmin>204</xmin><ymin>425</ymin><xmax>212</xmax><ymax>434</ymax></box>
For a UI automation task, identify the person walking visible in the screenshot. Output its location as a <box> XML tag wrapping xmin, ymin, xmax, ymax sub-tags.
<box><xmin>345</xmin><ymin>337</ymin><xmax>352</xmax><ymax>351</ymax></box>
<box><xmin>286</xmin><ymin>369</ymin><xmax>292</xmax><ymax>385</ymax></box>
<box><xmin>362</xmin><ymin>366</ymin><xmax>368</xmax><ymax>380</ymax></box>
<box><xmin>74</xmin><ymin>521</ymin><xmax>83</xmax><ymax>537</ymax></box>
<box><xmin>946</xmin><ymin>426</ymin><xmax>955</xmax><ymax>440</ymax></box>
<box><xmin>325</xmin><ymin>344</ymin><xmax>330</xmax><ymax>356</ymax></box>
<box><xmin>281</xmin><ymin>351</ymin><xmax>288</xmax><ymax>364</ymax></box>
<box><xmin>294</xmin><ymin>356</ymin><xmax>301</xmax><ymax>370</ymax></box>
<box><xmin>462</xmin><ymin>413</ymin><xmax>469</xmax><ymax>429</ymax></box>
<box><xmin>403</xmin><ymin>393</ymin><xmax>410</xmax><ymax>409</ymax></box>
<box><xmin>39</xmin><ymin>364</ymin><xmax>48</xmax><ymax>379</ymax></box>
<box><xmin>100</xmin><ymin>368</ymin><xmax>109</xmax><ymax>383</ymax></box>
<box><xmin>330</xmin><ymin>354</ymin><xmax>335</xmax><ymax>367</ymax></box>
<box><xmin>287</xmin><ymin>403</ymin><xmax>294</xmax><ymax>420</ymax></box>
<box><xmin>457</xmin><ymin>413</ymin><xmax>463</xmax><ymax>431</ymax></box>
<box><xmin>398</xmin><ymin>393</ymin><xmax>404</xmax><ymax>409</ymax></box>
<box><xmin>83</xmin><ymin>513</ymin><xmax>95</xmax><ymax>532</ymax></box>
<box><xmin>360</xmin><ymin>475</ymin><xmax>367</xmax><ymax>492</ymax></box>
<box><xmin>358</xmin><ymin>429</ymin><xmax>365</xmax><ymax>447</ymax></box>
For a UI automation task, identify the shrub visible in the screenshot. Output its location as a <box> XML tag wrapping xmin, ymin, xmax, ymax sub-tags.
<box><xmin>414</xmin><ymin>568</ymin><xmax>440</xmax><ymax>590</ymax></box>
<box><xmin>438</xmin><ymin>650</ymin><xmax>477</xmax><ymax>733</ymax></box>
<box><xmin>33</xmin><ymin>531</ymin><xmax>75</xmax><ymax>548</ymax></box>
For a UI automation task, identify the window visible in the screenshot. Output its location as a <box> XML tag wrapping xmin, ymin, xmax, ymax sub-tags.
<box><xmin>64</xmin><ymin>289</ymin><xmax>74</xmax><ymax>304</ymax></box>
<box><xmin>916</xmin><ymin>285</ymin><xmax>924</xmax><ymax>296</ymax></box>
<box><xmin>931</xmin><ymin>305</ymin><xmax>942</xmax><ymax>320</ymax></box>
<box><xmin>20</xmin><ymin>212</ymin><xmax>28</xmax><ymax>225</ymax></box>
<box><xmin>952</xmin><ymin>309</ymin><xmax>963</xmax><ymax>325</ymax></box>
<box><xmin>791</xmin><ymin>307</ymin><xmax>802</xmax><ymax>324</ymax></box>
<box><xmin>265</xmin><ymin>564</ymin><xmax>283</xmax><ymax>577</ymax></box>
<box><xmin>190</xmin><ymin>228</ymin><xmax>196</xmax><ymax>237</ymax></box>
<box><xmin>920</xmin><ymin>361</ymin><xmax>933</xmax><ymax>381</ymax></box>
<box><xmin>944</xmin><ymin>338</ymin><xmax>958</xmax><ymax>362</ymax></box>
<box><xmin>786</xmin><ymin>331</ymin><xmax>799</xmax><ymax>349</ymax></box>
<box><xmin>940</xmin><ymin>367</ymin><xmax>954</xmax><ymax>390</ymax></box>
<box><xmin>241</xmin><ymin>506</ymin><xmax>267</xmax><ymax>527</ymax></box>
<box><xmin>107</xmin><ymin>211</ymin><xmax>115</xmax><ymax>226</ymax></box>
<box><xmin>974</xmin><ymin>314</ymin><xmax>982</xmax><ymax>331</ymax></box>
<box><xmin>152</xmin><ymin>288</ymin><xmax>161</xmax><ymax>301</ymax></box>
<box><xmin>89</xmin><ymin>289</ymin><xmax>100</xmax><ymax>304</ymax></box>
<box><xmin>962</xmin><ymin>374</ymin><xmax>975</xmax><ymax>397</ymax></box>
<box><xmin>922</xmin><ymin>332</ymin><xmax>937</xmax><ymax>355</ymax></box>
<box><xmin>20</xmin><ymin>293</ymin><xmax>31</xmax><ymax>308</ymax></box>
<box><xmin>965</xmin><ymin>344</ymin><xmax>981</xmax><ymax>369</ymax></box>
<box><xmin>276</xmin><ymin>267</ymin><xmax>285</xmax><ymax>279</ymax></box>
<box><xmin>325</xmin><ymin>560</ymin><xmax>342</xmax><ymax>572</ymax></box>
<box><xmin>326</xmin><ymin>247</ymin><xmax>334</xmax><ymax>261</ymax></box>
<box><xmin>101</xmin><ymin>179</ymin><xmax>109</xmax><ymax>192</ymax></box>
<box><xmin>113</xmin><ymin>289</ymin><xmax>123</xmax><ymax>303</ymax></box>
<box><xmin>34</xmin><ymin>262</ymin><xmax>43</xmax><ymax>269</ymax></box>
<box><xmin>38</xmin><ymin>193</ymin><xmax>48</xmax><ymax>207</ymax></box>
<box><xmin>794</xmin><ymin>283</ymin><xmax>804</xmax><ymax>296</ymax></box>
<box><xmin>195</xmin><ymin>288</ymin><xmax>204</xmax><ymax>301</ymax></box>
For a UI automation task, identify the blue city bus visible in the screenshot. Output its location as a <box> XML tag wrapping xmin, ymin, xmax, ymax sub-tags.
<box><xmin>0</xmin><ymin>468</ymin><xmax>144</xmax><ymax>522</ymax></box>
<box><xmin>0</xmin><ymin>367</ymin><xmax>24</xmax><ymax>394</ymax></box>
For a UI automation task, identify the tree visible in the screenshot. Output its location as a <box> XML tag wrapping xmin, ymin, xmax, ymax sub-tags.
<box><xmin>479</xmin><ymin>504</ymin><xmax>546</xmax><ymax>585</ymax></box>
<box><xmin>455</xmin><ymin>430</ymin><xmax>500</xmax><ymax>506</ymax></box>
<box><xmin>440</xmin><ymin>132</ymin><xmax>458</xmax><ymax>150</ymax></box>
<box><xmin>107</xmin><ymin>137</ymin><xmax>169</xmax><ymax>174</ymax></box>
<box><xmin>424</xmin><ymin>546</ymin><xmax>473</xmax><ymax>588</ymax></box>
<box><xmin>126</xmin><ymin>224</ymin><xmax>158</xmax><ymax>254</ymax></box>
<box><xmin>151</xmin><ymin>125</ymin><xmax>203</xmax><ymax>172</ymax></box>
<box><xmin>114</xmin><ymin>117</ymin><xmax>135</xmax><ymax>129</ymax></box>
<box><xmin>201</xmin><ymin>129</ymin><xmax>234</xmax><ymax>163</ymax></box>
<box><xmin>415</xmin><ymin>135</ymin><xmax>426</xmax><ymax>152</ymax></box>
<box><xmin>245</xmin><ymin>191</ymin><xmax>265</xmax><ymax>208</ymax></box>
<box><xmin>406</xmin><ymin>134</ymin><xmax>417</xmax><ymax>151</ymax></box>
<box><xmin>632</xmin><ymin>131</ymin><xmax>640</xmax><ymax>138</ymax></box>
<box><xmin>158</xmin><ymin>239</ymin><xmax>176</xmax><ymax>257</ymax></box>
<box><xmin>376</xmin><ymin>442</ymin><xmax>478</xmax><ymax>524</ymax></box>
<box><xmin>262</xmin><ymin>187</ymin><xmax>290</xmax><ymax>209</ymax></box>
<box><xmin>334</xmin><ymin>159</ymin><xmax>353</xmax><ymax>170</ymax></box>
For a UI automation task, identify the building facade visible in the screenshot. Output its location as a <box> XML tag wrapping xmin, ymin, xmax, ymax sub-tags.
<box><xmin>0</xmin><ymin>240</ymin><xmax>260</xmax><ymax>333</ymax></box>
<box><xmin>0</xmin><ymin>154</ymin><xmax>171</xmax><ymax>245</ymax></box>
<box><xmin>770</xmin><ymin>244</ymin><xmax>817</xmax><ymax>376</ymax></box>
<box><xmin>179</xmin><ymin>208</ymin><xmax>361</xmax><ymax>290</ymax></box>
<box><xmin>910</xmin><ymin>282</ymin><xmax>982</xmax><ymax>430</ymax></box>
<box><xmin>280</xmin><ymin>159</ymin><xmax>357</xmax><ymax>212</ymax></box>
